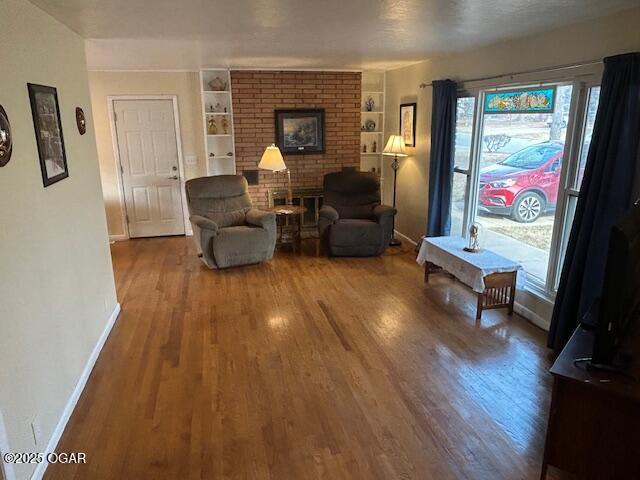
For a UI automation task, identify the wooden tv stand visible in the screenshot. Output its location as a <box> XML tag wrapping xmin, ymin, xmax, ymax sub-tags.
<box><xmin>540</xmin><ymin>325</ymin><xmax>640</xmax><ymax>479</ymax></box>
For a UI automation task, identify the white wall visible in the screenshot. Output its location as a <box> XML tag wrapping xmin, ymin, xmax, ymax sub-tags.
<box><xmin>0</xmin><ymin>1</ymin><xmax>118</xmax><ymax>479</ymax></box>
<box><xmin>383</xmin><ymin>7</ymin><xmax>640</xmax><ymax>326</ymax></box>
<box><xmin>88</xmin><ymin>71</ymin><xmax>206</xmax><ymax>238</ymax></box>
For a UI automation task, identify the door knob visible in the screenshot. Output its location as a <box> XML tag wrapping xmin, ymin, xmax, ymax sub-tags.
<box><xmin>168</xmin><ymin>175</ymin><xmax>178</xmax><ymax>180</ymax></box>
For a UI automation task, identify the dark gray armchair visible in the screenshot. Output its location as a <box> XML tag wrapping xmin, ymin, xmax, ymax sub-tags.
<box><xmin>185</xmin><ymin>175</ymin><xmax>276</xmax><ymax>269</ymax></box>
<box><xmin>318</xmin><ymin>170</ymin><xmax>396</xmax><ymax>256</ymax></box>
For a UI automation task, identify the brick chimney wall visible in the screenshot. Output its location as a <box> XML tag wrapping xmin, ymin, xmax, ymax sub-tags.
<box><xmin>231</xmin><ymin>70</ymin><xmax>361</xmax><ymax>208</ymax></box>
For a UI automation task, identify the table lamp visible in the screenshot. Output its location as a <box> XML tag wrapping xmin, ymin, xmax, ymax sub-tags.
<box><xmin>383</xmin><ymin>135</ymin><xmax>407</xmax><ymax>246</ymax></box>
<box><xmin>259</xmin><ymin>144</ymin><xmax>292</xmax><ymax>205</ymax></box>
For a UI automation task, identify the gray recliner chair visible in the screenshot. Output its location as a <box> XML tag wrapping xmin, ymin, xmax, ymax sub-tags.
<box><xmin>185</xmin><ymin>175</ymin><xmax>277</xmax><ymax>269</ymax></box>
<box><xmin>318</xmin><ymin>170</ymin><xmax>396</xmax><ymax>256</ymax></box>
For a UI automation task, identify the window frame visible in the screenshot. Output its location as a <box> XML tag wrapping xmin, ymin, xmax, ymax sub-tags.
<box><xmin>453</xmin><ymin>73</ymin><xmax>602</xmax><ymax>300</ymax></box>
<box><xmin>452</xmin><ymin>92</ymin><xmax>481</xmax><ymax>237</ymax></box>
<box><xmin>550</xmin><ymin>82</ymin><xmax>601</xmax><ymax>290</ymax></box>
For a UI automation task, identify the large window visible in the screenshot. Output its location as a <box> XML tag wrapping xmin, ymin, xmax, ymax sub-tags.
<box><xmin>452</xmin><ymin>80</ymin><xmax>601</xmax><ymax>296</ymax></box>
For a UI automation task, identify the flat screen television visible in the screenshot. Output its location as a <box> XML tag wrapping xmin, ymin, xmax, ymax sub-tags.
<box><xmin>590</xmin><ymin>199</ymin><xmax>640</xmax><ymax>369</ymax></box>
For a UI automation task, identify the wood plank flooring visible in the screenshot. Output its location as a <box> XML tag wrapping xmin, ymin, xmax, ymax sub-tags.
<box><xmin>46</xmin><ymin>237</ymin><xmax>555</xmax><ymax>480</ymax></box>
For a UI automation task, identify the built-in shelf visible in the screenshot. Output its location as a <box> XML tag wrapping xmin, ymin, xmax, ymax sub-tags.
<box><xmin>201</xmin><ymin>69</ymin><xmax>236</xmax><ymax>176</ymax></box>
<box><xmin>361</xmin><ymin>72</ymin><xmax>386</xmax><ymax>196</ymax></box>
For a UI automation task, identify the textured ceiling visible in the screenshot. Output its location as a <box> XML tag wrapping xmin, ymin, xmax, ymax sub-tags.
<box><xmin>29</xmin><ymin>0</ymin><xmax>640</xmax><ymax>70</ymax></box>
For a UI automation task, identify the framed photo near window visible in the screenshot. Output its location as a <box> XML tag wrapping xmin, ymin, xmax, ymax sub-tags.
<box><xmin>275</xmin><ymin>109</ymin><xmax>325</xmax><ymax>154</ymax></box>
<box><xmin>400</xmin><ymin>102</ymin><xmax>417</xmax><ymax>147</ymax></box>
<box><xmin>27</xmin><ymin>83</ymin><xmax>69</xmax><ymax>187</ymax></box>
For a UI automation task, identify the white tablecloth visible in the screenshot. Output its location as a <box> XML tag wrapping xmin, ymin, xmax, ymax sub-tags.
<box><xmin>416</xmin><ymin>236</ymin><xmax>525</xmax><ymax>293</ymax></box>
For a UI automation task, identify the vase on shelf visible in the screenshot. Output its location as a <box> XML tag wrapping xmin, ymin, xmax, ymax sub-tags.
<box><xmin>207</xmin><ymin>118</ymin><xmax>218</xmax><ymax>135</ymax></box>
<box><xmin>208</xmin><ymin>77</ymin><xmax>227</xmax><ymax>91</ymax></box>
<box><xmin>364</xmin><ymin>96</ymin><xmax>375</xmax><ymax>112</ymax></box>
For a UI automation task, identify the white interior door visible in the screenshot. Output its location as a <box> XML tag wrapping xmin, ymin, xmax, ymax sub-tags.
<box><xmin>114</xmin><ymin>99</ymin><xmax>185</xmax><ymax>238</ymax></box>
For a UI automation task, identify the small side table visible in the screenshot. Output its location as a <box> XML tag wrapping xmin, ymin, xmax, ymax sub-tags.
<box><xmin>265</xmin><ymin>205</ymin><xmax>307</xmax><ymax>249</ymax></box>
<box><xmin>417</xmin><ymin>236</ymin><xmax>524</xmax><ymax>320</ymax></box>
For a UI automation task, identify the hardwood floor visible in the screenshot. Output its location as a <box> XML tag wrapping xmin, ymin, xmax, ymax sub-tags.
<box><xmin>46</xmin><ymin>237</ymin><xmax>555</xmax><ymax>480</ymax></box>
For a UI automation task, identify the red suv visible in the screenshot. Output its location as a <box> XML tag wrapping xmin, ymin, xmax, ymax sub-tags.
<box><xmin>478</xmin><ymin>142</ymin><xmax>563</xmax><ymax>223</ymax></box>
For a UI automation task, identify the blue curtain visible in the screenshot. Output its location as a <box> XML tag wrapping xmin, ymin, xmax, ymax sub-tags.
<box><xmin>426</xmin><ymin>79</ymin><xmax>457</xmax><ymax>237</ymax></box>
<box><xmin>548</xmin><ymin>52</ymin><xmax>640</xmax><ymax>353</ymax></box>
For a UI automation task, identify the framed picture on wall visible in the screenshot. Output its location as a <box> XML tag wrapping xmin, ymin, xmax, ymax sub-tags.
<box><xmin>27</xmin><ymin>83</ymin><xmax>69</xmax><ymax>187</ymax></box>
<box><xmin>400</xmin><ymin>102</ymin><xmax>417</xmax><ymax>147</ymax></box>
<box><xmin>275</xmin><ymin>109</ymin><xmax>325</xmax><ymax>154</ymax></box>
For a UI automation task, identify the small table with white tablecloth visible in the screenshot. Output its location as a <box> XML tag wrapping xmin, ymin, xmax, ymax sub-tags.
<box><xmin>417</xmin><ymin>236</ymin><xmax>525</xmax><ymax>320</ymax></box>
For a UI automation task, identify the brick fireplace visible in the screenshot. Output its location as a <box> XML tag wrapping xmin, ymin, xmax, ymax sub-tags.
<box><xmin>231</xmin><ymin>70</ymin><xmax>361</xmax><ymax>208</ymax></box>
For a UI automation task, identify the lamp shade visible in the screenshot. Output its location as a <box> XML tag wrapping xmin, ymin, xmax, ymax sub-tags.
<box><xmin>258</xmin><ymin>144</ymin><xmax>287</xmax><ymax>171</ymax></box>
<box><xmin>382</xmin><ymin>135</ymin><xmax>407</xmax><ymax>156</ymax></box>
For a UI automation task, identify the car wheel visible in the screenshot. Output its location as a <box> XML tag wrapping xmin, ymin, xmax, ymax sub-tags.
<box><xmin>512</xmin><ymin>192</ymin><xmax>545</xmax><ymax>223</ymax></box>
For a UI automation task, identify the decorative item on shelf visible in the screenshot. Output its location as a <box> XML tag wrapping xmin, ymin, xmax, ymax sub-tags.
<box><xmin>224</xmin><ymin>106</ymin><xmax>228</xmax><ymax>113</ymax></box>
<box><xmin>364</xmin><ymin>119</ymin><xmax>376</xmax><ymax>132</ymax></box>
<box><xmin>362</xmin><ymin>144</ymin><xmax>367</xmax><ymax>153</ymax></box>
<box><xmin>214</xmin><ymin>102</ymin><xmax>223</xmax><ymax>113</ymax></box>
<box><xmin>364</xmin><ymin>96</ymin><xmax>375</xmax><ymax>112</ymax></box>
<box><xmin>226</xmin><ymin>151</ymin><xmax>233</xmax><ymax>157</ymax></box>
<box><xmin>383</xmin><ymin>135</ymin><xmax>408</xmax><ymax>246</ymax></box>
<box><xmin>207</xmin><ymin>76</ymin><xmax>227</xmax><ymax>91</ymax></box>
<box><xmin>27</xmin><ymin>83</ymin><xmax>69</xmax><ymax>187</ymax></box>
<box><xmin>208</xmin><ymin>104</ymin><xmax>215</xmax><ymax>113</ymax></box>
<box><xmin>207</xmin><ymin>117</ymin><xmax>218</xmax><ymax>135</ymax></box>
<box><xmin>463</xmin><ymin>223</ymin><xmax>483</xmax><ymax>253</ymax></box>
<box><xmin>258</xmin><ymin>144</ymin><xmax>292</xmax><ymax>205</ymax></box>
<box><xmin>222</xmin><ymin>117</ymin><xmax>229</xmax><ymax>134</ymax></box>
<box><xmin>0</xmin><ymin>105</ymin><xmax>13</xmax><ymax>167</ymax></box>
<box><xmin>372</xmin><ymin>140</ymin><xmax>377</xmax><ymax>153</ymax></box>
<box><xmin>361</xmin><ymin>125</ymin><xmax>366</xmax><ymax>131</ymax></box>
<box><xmin>75</xmin><ymin>107</ymin><xmax>86</xmax><ymax>135</ymax></box>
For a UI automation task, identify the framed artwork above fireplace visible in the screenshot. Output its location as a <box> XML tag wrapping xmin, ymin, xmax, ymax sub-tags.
<box><xmin>275</xmin><ymin>109</ymin><xmax>325</xmax><ymax>154</ymax></box>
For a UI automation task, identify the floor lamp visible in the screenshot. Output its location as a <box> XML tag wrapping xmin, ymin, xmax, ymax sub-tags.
<box><xmin>382</xmin><ymin>135</ymin><xmax>407</xmax><ymax>246</ymax></box>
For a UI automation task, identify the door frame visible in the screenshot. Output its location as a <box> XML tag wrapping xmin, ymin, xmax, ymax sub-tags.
<box><xmin>107</xmin><ymin>95</ymin><xmax>191</xmax><ymax>240</ymax></box>
<box><xmin>0</xmin><ymin>409</ymin><xmax>16</xmax><ymax>480</ymax></box>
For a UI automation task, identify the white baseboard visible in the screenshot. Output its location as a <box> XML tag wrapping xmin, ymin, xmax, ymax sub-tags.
<box><xmin>31</xmin><ymin>303</ymin><xmax>121</xmax><ymax>480</ymax></box>
<box><xmin>108</xmin><ymin>234</ymin><xmax>128</xmax><ymax>242</ymax></box>
<box><xmin>394</xmin><ymin>230</ymin><xmax>417</xmax><ymax>246</ymax></box>
<box><xmin>514</xmin><ymin>301</ymin><xmax>550</xmax><ymax>331</ymax></box>
<box><xmin>0</xmin><ymin>409</ymin><xmax>16</xmax><ymax>480</ymax></box>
